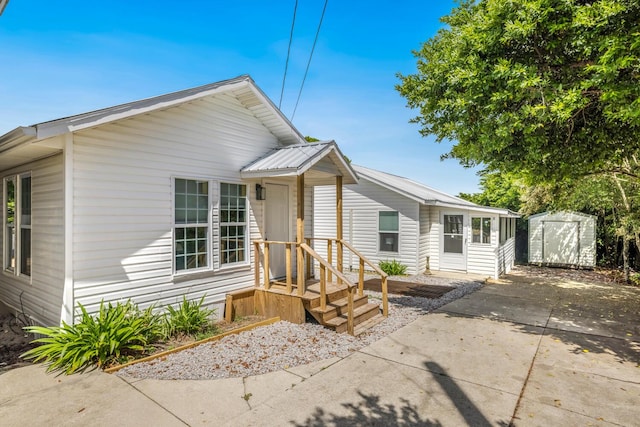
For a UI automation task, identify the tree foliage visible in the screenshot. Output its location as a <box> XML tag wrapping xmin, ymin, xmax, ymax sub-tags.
<box><xmin>459</xmin><ymin>170</ymin><xmax>525</xmax><ymax>212</ymax></box>
<box><xmin>397</xmin><ymin>0</ymin><xmax>640</xmax><ymax>181</ymax></box>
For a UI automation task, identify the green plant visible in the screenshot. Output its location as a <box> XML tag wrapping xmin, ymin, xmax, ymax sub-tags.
<box><xmin>378</xmin><ymin>259</ymin><xmax>408</xmax><ymax>276</ymax></box>
<box><xmin>21</xmin><ymin>300</ymin><xmax>162</xmax><ymax>375</ymax></box>
<box><xmin>162</xmin><ymin>295</ymin><xmax>215</xmax><ymax>338</ymax></box>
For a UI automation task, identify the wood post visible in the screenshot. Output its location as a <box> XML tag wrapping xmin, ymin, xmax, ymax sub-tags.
<box><xmin>327</xmin><ymin>240</ymin><xmax>333</xmax><ymax>282</ymax></box>
<box><xmin>263</xmin><ymin>242</ymin><xmax>270</xmax><ymax>290</ymax></box>
<box><xmin>285</xmin><ymin>243</ymin><xmax>292</xmax><ymax>293</ymax></box>
<box><xmin>296</xmin><ymin>174</ymin><xmax>305</xmax><ymax>296</ymax></box>
<box><xmin>253</xmin><ymin>241</ymin><xmax>260</xmax><ymax>287</ymax></box>
<box><xmin>381</xmin><ymin>276</ymin><xmax>389</xmax><ymax>317</ymax></box>
<box><xmin>320</xmin><ymin>264</ymin><xmax>326</xmax><ymax>311</ymax></box>
<box><xmin>359</xmin><ymin>258</ymin><xmax>365</xmax><ymax>296</ymax></box>
<box><xmin>336</xmin><ymin>176</ymin><xmax>343</xmax><ymax>284</ymax></box>
<box><xmin>347</xmin><ymin>288</ymin><xmax>354</xmax><ymax>335</ymax></box>
<box><xmin>305</xmin><ymin>237</ymin><xmax>312</xmax><ymax>279</ymax></box>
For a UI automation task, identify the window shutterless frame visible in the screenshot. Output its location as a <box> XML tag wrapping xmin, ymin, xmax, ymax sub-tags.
<box><xmin>219</xmin><ymin>182</ymin><xmax>249</xmax><ymax>267</ymax></box>
<box><xmin>3</xmin><ymin>172</ymin><xmax>31</xmax><ymax>279</ymax></box>
<box><xmin>378</xmin><ymin>210</ymin><xmax>399</xmax><ymax>253</ymax></box>
<box><xmin>172</xmin><ymin>177</ymin><xmax>213</xmax><ymax>275</ymax></box>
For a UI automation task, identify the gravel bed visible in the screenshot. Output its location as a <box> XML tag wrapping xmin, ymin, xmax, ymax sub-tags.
<box><xmin>118</xmin><ymin>274</ymin><xmax>483</xmax><ymax>381</ymax></box>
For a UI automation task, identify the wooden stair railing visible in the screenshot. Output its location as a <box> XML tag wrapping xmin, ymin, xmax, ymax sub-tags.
<box><xmin>299</xmin><ymin>243</ymin><xmax>357</xmax><ymax>335</ymax></box>
<box><xmin>305</xmin><ymin>238</ymin><xmax>389</xmax><ymax>318</ymax></box>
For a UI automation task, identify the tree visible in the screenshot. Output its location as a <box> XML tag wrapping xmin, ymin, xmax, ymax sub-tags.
<box><xmin>458</xmin><ymin>170</ymin><xmax>525</xmax><ymax>212</ymax></box>
<box><xmin>397</xmin><ymin>0</ymin><xmax>640</xmax><ymax>181</ymax></box>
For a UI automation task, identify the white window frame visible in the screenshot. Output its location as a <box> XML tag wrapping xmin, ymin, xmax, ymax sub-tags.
<box><xmin>378</xmin><ymin>210</ymin><xmax>399</xmax><ymax>253</ymax></box>
<box><xmin>219</xmin><ymin>182</ymin><xmax>249</xmax><ymax>268</ymax></box>
<box><xmin>471</xmin><ymin>216</ymin><xmax>492</xmax><ymax>245</ymax></box>
<box><xmin>172</xmin><ymin>177</ymin><xmax>212</xmax><ymax>275</ymax></box>
<box><xmin>3</xmin><ymin>172</ymin><xmax>31</xmax><ymax>279</ymax></box>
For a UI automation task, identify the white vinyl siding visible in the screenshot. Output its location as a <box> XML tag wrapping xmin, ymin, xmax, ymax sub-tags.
<box><xmin>417</xmin><ymin>205</ymin><xmax>430</xmax><ymax>272</ymax></box>
<box><xmin>314</xmin><ymin>179</ymin><xmax>419</xmax><ymax>274</ymax></box>
<box><xmin>0</xmin><ymin>154</ymin><xmax>64</xmax><ymax>326</ymax></box>
<box><xmin>71</xmin><ymin>93</ymin><xmax>278</xmax><ymax>316</ymax></box>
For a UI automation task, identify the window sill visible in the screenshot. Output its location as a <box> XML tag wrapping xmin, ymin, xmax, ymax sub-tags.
<box><xmin>173</xmin><ymin>269</ymin><xmax>216</xmax><ymax>283</ymax></box>
<box><xmin>2</xmin><ymin>270</ymin><xmax>32</xmax><ymax>284</ymax></box>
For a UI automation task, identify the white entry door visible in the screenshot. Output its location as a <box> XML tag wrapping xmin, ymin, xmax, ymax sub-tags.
<box><xmin>441</xmin><ymin>213</ymin><xmax>467</xmax><ymax>271</ymax></box>
<box><xmin>265</xmin><ymin>183</ymin><xmax>289</xmax><ymax>278</ymax></box>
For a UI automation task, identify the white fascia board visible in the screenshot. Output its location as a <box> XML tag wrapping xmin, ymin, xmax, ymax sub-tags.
<box><xmin>240</xmin><ymin>169</ymin><xmax>298</xmax><ymax>179</ymax></box>
<box><xmin>0</xmin><ymin>126</ymin><xmax>37</xmax><ymax>154</ymax></box>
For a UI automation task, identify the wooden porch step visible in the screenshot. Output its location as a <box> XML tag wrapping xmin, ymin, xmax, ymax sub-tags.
<box><xmin>353</xmin><ymin>313</ymin><xmax>385</xmax><ymax>336</ymax></box>
<box><xmin>322</xmin><ymin>302</ymin><xmax>381</xmax><ymax>334</ymax></box>
<box><xmin>310</xmin><ymin>294</ymin><xmax>369</xmax><ymax>321</ymax></box>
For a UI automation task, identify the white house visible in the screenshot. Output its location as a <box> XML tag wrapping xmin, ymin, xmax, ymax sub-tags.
<box><xmin>0</xmin><ymin>75</ymin><xmax>376</xmax><ymax>330</ymax></box>
<box><xmin>528</xmin><ymin>211</ymin><xmax>596</xmax><ymax>267</ymax></box>
<box><xmin>314</xmin><ymin>165</ymin><xmax>519</xmax><ymax>279</ymax></box>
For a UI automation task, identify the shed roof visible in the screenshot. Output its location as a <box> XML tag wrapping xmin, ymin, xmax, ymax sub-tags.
<box><xmin>241</xmin><ymin>141</ymin><xmax>358</xmax><ymax>185</ymax></box>
<box><xmin>353</xmin><ymin>164</ymin><xmax>519</xmax><ymax>217</ymax></box>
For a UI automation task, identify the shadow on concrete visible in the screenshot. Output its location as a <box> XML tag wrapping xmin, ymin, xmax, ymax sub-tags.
<box><xmin>290</xmin><ymin>390</ymin><xmax>441</xmax><ymax>426</ymax></box>
<box><xmin>424</xmin><ymin>361</ymin><xmax>493</xmax><ymax>427</ymax></box>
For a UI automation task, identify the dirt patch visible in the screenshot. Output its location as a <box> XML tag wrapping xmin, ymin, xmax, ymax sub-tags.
<box><xmin>510</xmin><ymin>264</ymin><xmax>630</xmax><ymax>285</ymax></box>
<box><xmin>0</xmin><ymin>314</ymin><xmax>36</xmax><ymax>373</ymax></box>
<box><xmin>0</xmin><ymin>314</ymin><xmax>266</xmax><ymax>374</ymax></box>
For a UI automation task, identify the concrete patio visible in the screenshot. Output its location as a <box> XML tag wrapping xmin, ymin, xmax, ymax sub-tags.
<box><xmin>1</xmin><ymin>269</ymin><xmax>638</xmax><ymax>426</ymax></box>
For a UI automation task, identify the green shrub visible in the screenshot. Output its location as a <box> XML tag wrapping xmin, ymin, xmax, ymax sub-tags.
<box><xmin>162</xmin><ymin>295</ymin><xmax>215</xmax><ymax>338</ymax></box>
<box><xmin>21</xmin><ymin>300</ymin><xmax>162</xmax><ymax>375</ymax></box>
<box><xmin>378</xmin><ymin>259</ymin><xmax>408</xmax><ymax>276</ymax></box>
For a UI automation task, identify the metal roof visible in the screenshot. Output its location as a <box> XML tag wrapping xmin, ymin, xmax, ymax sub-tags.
<box><xmin>240</xmin><ymin>141</ymin><xmax>358</xmax><ymax>185</ymax></box>
<box><xmin>353</xmin><ymin>164</ymin><xmax>519</xmax><ymax>217</ymax></box>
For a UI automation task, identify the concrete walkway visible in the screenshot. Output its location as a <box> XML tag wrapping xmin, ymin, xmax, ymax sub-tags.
<box><xmin>1</xmin><ymin>272</ymin><xmax>638</xmax><ymax>426</ymax></box>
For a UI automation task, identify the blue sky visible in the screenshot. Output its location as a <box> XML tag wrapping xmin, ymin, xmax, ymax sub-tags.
<box><xmin>0</xmin><ymin>0</ymin><xmax>482</xmax><ymax>195</ymax></box>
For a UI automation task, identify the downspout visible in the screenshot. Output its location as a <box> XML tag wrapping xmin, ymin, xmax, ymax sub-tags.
<box><xmin>60</xmin><ymin>133</ymin><xmax>74</xmax><ymax>325</ymax></box>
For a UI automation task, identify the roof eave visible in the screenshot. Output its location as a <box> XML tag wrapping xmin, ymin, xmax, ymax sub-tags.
<box><xmin>0</xmin><ymin>126</ymin><xmax>38</xmax><ymax>153</ymax></box>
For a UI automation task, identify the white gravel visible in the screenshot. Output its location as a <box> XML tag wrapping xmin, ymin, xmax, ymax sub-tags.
<box><xmin>117</xmin><ymin>274</ymin><xmax>483</xmax><ymax>380</ymax></box>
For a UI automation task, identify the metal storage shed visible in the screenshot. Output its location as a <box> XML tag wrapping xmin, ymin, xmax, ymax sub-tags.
<box><xmin>528</xmin><ymin>211</ymin><xmax>596</xmax><ymax>267</ymax></box>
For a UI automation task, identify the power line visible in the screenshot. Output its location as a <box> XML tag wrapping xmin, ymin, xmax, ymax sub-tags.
<box><xmin>279</xmin><ymin>0</ymin><xmax>298</xmax><ymax>110</ymax></box>
<box><xmin>291</xmin><ymin>0</ymin><xmax>328</xmax><ymax>122</ymax></box>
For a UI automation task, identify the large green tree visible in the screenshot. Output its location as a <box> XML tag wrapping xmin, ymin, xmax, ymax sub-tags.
<box><xmin>397</xmin><ymin>0</ymin><xmax>640</xmax><ymax>180</ymax></box>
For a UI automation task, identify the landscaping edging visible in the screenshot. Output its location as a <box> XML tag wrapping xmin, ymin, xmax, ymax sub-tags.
<box><xmin>105</xmin><ymin>316</ymin><xmax>281</xmax><ymax>374</ymax></box>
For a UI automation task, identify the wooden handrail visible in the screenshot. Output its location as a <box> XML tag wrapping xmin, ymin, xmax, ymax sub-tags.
<box><xmin>339</xmin><ymin>239</ymin><xmax>389</xmax><ymax>318</ymax></box>
<box><xmin>300</xmin><ymin>242</ymin><xmax>356</xmax><ymax>335</ymax></box>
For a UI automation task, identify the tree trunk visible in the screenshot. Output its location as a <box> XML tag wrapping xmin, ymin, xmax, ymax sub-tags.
<box><xmin>623</xmin><ymin>235</ymin><xmax>630</xmax><ymax>283</ymax></box>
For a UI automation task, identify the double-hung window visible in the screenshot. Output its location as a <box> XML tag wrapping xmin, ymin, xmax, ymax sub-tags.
<box><xmin>220</xmin><ymin>183</ymin><xmax>247</xmax><ymax>266</ymax></box>
<box><xmin>4</xmin><ymin>173</ymin><xmax>31</xmax><ymax>277</ymax></box>
<box><xmin>472</xmin><ymin>217</ymin><xmax>492</xmax><ymax>244</ymax></box>
<box><xmin>174</xmin><ymin>178</ymin><xmax>209</xmax><ymax>272</ymax></box>
<box><xmin>378</xmin><ymin>211</ymin><xmax>399</xmax><ymax>252</ymax></box>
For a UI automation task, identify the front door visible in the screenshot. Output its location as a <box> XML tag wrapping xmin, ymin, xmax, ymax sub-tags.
<box><xmin>441</xmin><ymin>213</ymin><xmax>467</xmax><ymax>271</ymax></box>
<box><xmin>265</xmin><ymin>183</ymin><xmax>289</xmax><ymax>278</ymax></box>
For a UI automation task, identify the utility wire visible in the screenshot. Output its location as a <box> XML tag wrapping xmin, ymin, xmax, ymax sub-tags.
<box><xmin>279</xmin><ymin>0</ymin><xmax>298</xmax><ymax>110</ymax></box>
<box><xmin>291</xmin><ymin>0</ymin><xmax>328</xmax><ymax>121</ymax></box>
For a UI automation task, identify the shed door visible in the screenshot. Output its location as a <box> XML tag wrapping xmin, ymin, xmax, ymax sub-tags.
<box><xmin>265</xmin><ymin>183</ymin><xmax>289</xmax><ymax>278</ymax></box>
<box><xmin>543</xmin><ymin>221</ymin><xmax>579</xmax><ymax>265</ymax></box>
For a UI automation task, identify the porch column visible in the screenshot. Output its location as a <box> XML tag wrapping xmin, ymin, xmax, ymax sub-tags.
<box><xmin>336</xmin><ymin>175</ymin><xmax>343</xmax><ymax>277</ymax></box>
<box><xmin>296</xmin><ymin>174</ymin><xmax>305</xmax><ymax>295</ymax></box>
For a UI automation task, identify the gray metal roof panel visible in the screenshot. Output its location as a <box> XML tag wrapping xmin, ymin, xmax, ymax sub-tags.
<box><xmin>353</xmin><ymin>164</ymin><xmax>519</xmax><ymax>216</ymax></box>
